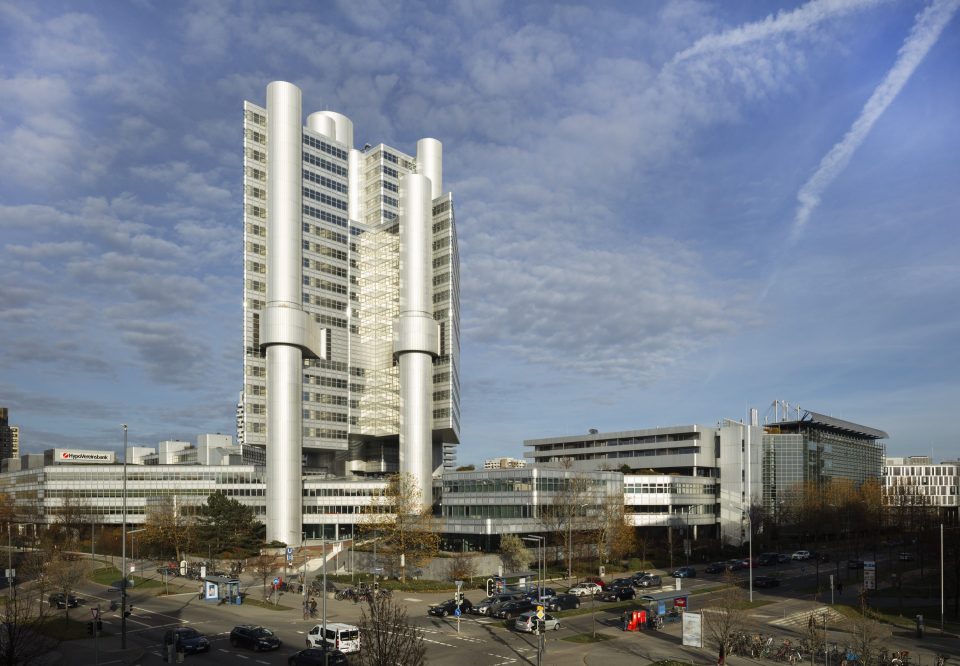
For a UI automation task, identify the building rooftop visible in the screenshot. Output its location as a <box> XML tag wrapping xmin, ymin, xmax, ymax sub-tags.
<box><xmin>770</xmin><ymin>410</ymin><xmax>888</xmax><ymax>440</ymax></box>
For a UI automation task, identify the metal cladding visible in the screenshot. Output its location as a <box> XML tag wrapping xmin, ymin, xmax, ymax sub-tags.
<box><xmin>264</xmin><ymin>81</ymin><xmax>309</xmax><ymax>546</ymax></box>
<box><xmin>395</xmin><ymin>173</ymin><xmax>439</xmax><ymax>511</ymax></box>
<box><xmin>244</xmin><ymin>81</ymin><xmax>459</xmax><ymax>539</ymax></box>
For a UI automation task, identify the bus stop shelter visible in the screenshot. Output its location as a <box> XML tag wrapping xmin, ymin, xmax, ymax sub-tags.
<box><xmin>639</xmin><ymin>590</ymin><xmax>689</xmax><ymax>621</ymax></box>
<box><xmin>202</xmin><ymin>575</ymin><xmax>242</xmax><ymax>604</ymax></box>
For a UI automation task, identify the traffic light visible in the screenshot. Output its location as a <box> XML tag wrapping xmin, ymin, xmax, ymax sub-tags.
<box><xmin>86</xmin><ymin>622</ymin><xmax>94</xmax><ymax>636</ymax></box>
<box><xmin>456</xmin><ymin>591</ymin><xmax>464</xmax><ymax>605</ymax></box>
<box><xmin>124</xmin><ymin>604</ymin><xmax>132</xmax><ymax>617</ymax></box>
<box><xmin>486</xmin><ymin>578</ymin><xmax>494</xmax><ymax>596</ymax></box>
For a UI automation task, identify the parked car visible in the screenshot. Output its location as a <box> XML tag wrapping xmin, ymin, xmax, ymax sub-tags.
<box><xmin>726</xmin><ymin>559</ymin><xmax>747</xmax><ymax>572</ymax></box>
<box><xmin>164</xmin><ymin>627</ymin><xmax>210</xmax><ymax>654</ymax></box>
<box><xmin>306</xmin><ymin>623</ymin><xmax>360</xmax><ymax>654</ymax></box>
<box><xmin>671</xmin><ymin>567</ymin><xmax>696</xmax><ymax>578</ymax></box>
<box><xmin>634</xmin><ymin>574</ymin><xmax>662</xmax><ymax>588</ymax></box>
<box><xmin>899</xmin><ymin>552</ymin><xmax>914</xmax><ymax>561</ymax></box>
<box><xmin>791</xmin><ymin>550</ymin><xmax>811</xmax><ymax>561</ymax></box>
<box><xmin>523</xmin><ymin>587</ymin><xmax>556</xmax><ymax>602</ymax></box>
<box><xmin>546</xmin><ymin>593</ymin><xmax>581</xmax><ymax>612</ymax></box>
<box><xmin>429</xmin><ymin>598</ymin><xmax>473</xmax><ymax>617</ymax></box>
<box><xmin>48</xmin><ymin>593</ymin><xmax>81</xmax><ymax>609</ymax></box>
<box><xmin>475</xmin><ymin>592</ymin><xmax>524</xmax><ymax>616</ymax></box>
<box><xmin>753</xmin><ymin>576</ymin><xmax>781</xmax><ymax>589</ymax></box>
<box><xmin>598</xmin><ymin>586</ymin><xmax>636</xmax><ymax>601</ymax></box>
<box><xmin>758</xmin><ymin>553</ymin><xmax>780</xmax><ymax>566</ymax></box>
<box><xmin>514</xmin><ymin>611</ymin><xmax>561</xmax><ymax>632</ymax></box>
<box><xmin>777</xmin><ymin>553</ymin><xmax>792</xmax><ymax>563</ymax></box>
<box><xmin>608</xmin><ymin>578</ymin><xmax>634</xmax><ymax>589</ymax></box>
<box><xmin>494</xmin><ymin>599</ymin><xmax>535</xmax><ymax>619</ymax></box>
<box><xmin>848</xmin><ymin>560</ymin><xmax>865</xmax><ymax>570</ymax></box>
<box><xmin>230</xmin><ymin>625</ymin><xmax>282</xmax><ymax>652</ymax></box>
<box><xmin>288</xmin><ymin>648</ymin><xmax>349</xmax><ymax>666</ymax></box>
<box><xmin>568</xmin><ymin>582</ymin><xmax>602</xmax><ymax>596</ymax></box>
<box><xmin>704</xmin><ymin>562</ymin><xmax>727</xmax><ymax>574</ymax></box>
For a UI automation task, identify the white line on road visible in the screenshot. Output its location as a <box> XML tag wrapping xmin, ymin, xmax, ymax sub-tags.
<box><xmin>236</xmin><ymin>656</ymin><xmax>249</xmax><ymax>660</ymax></box>
<box><xmin>127</xmin><ymin>618</ymin><xmax>151</xmax><ymax>627</ymax></box>
<box><xmin>403</xmin><ymin>598</ymin><xmax>423</xmax><ymax>602</ymax></box>
<box><xmin>218</xmin><ymin>648</ymin><xmax>229</xmax><ymax>653</ymax></box>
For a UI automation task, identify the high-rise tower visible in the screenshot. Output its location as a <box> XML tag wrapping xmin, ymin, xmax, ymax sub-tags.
<box><xmin>242</xmin><ymin>82</ymin><xmax>460</xmax><ymax>544</ymax></box>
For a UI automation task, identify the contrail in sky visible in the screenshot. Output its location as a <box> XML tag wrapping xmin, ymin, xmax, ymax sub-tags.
<box><xmin>790</xmin><ymin>0</ymin><xmax>960</xmax><ymax>242</ymax></box>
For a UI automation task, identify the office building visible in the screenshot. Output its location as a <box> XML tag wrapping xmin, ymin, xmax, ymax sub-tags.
<box><xmin>0</xmin><ymin>407</ymin><xmax>20</xmax><ymax>460</ymax></box>
<box><xmin>483</xmin><ymin>457</ymin><xmax>527</xmax><ymax>469</ymax></box>
<box><xmin>883</xmin><ymin>456</ymin><xmax>959</xmax><ymax>523</ymax></box>
<box><xmin>242</xmin><ymin>82</ymin><xmax>460</xmax><ymax>544</ymax></box>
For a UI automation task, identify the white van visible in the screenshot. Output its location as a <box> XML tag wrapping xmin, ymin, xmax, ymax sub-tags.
<box><xmin>306</xmin><ymin>623</ymin><xmax>361</xmax><ymax>654</ymax></box>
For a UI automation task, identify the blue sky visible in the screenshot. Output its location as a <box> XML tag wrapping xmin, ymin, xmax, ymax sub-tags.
<box><xmin>1</xmin><ymin>0</ymin><xmax>958</xmax><ymax>464</ymax></box>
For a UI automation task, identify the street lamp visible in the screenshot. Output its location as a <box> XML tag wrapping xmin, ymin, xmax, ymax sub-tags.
<box><xmin>721</xmin><ymin>417</ymin><xmax>754</xmax><ymax>603</ymax></box>
<box><xmin>521</xmin><ymin>535</ymin><xmax>545</xmax><ymax>666</ymax></box>
<box><xmin>121</xmin><ymin>424</ymin><xmax>128</xmax><ymax>649</ymax></box>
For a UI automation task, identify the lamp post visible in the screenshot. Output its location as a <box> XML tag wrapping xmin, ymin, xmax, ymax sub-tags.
<box><xmin>722</xmin><ymin>416</ymin><xmax>753</xmax><ymax>603</ymax></box>
<box><xmin>121</xmin><ymin>424</ymin><xmax>128</xmax><ymax>649</ymax></box>
<box><xmin>522</xmin><ymin>535</ymin><xmax>545</xmax><ymax>666</ymax></box>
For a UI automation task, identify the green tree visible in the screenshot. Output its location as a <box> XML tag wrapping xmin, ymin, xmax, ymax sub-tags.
<box><xmin>196</xmin><ymin>492</ymin><xmax>263</xmax><ymax>556</ymax></box>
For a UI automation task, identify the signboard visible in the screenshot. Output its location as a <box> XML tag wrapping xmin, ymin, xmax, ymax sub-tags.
<box><xmin>682</xmin><ymin>611</ymin><xmax>703</xmax><ymax>647</ymax></box>
<box><xmin>675</xmin><ymin>596</ymin><xmax>687</xmax><ymax>608</ymax></box>
<box><xmin>52</xmin><ymin>448</ymin><xmax>115</xmax><ymax>464</ymax></box>
<box><xmin>536</xmin><ymin>605</ymin><xmax>544</xmax><ymax>621</ymax></box>
<box><xmin>863</xmin><ymin>561</ymin><xmax>876</xmax><ymax>590</ymax></box>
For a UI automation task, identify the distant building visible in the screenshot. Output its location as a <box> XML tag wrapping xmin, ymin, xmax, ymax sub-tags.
<box><xmin>883</xmin><ymin>456</ymin><xmax>959</xmax><ymax>523</ymax></box>
<box><xmin>483</xmin><ymin>457</ymin><xmax>527</xmax><ymax>469</ymax></box>
<box><xmin>0</xmin><ymin>407</ymin><xmax>20</xmax><ymax>459</ymax></box>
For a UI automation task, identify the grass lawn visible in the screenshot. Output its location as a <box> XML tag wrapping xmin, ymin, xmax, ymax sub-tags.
<box><xmin>241</xmin><ymin>597</ymin><xmax>294</xmax><ymax>611</ymax></box>
<box><xmin>89</xmin><ymin>566</ymin><xmax>161</xmax><ymax>590</ymax></box>
<box><xmin>37</xmin><ymin>615</ymin><xmax>92</xmax><ymax>641</ymax></box>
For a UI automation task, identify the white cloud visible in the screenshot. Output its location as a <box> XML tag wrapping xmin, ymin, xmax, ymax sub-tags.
<box><xmin>790</xmin><ymin>0</ymin><xmax>960</xmax><ymax>241</ymax></box>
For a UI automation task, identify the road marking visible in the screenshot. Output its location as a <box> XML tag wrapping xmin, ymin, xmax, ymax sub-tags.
<box><xmin>236</xmin><ymin>656</ymin><xmax>249</xmax><ymax>660</ymax></box>
<box><xmin>403</xmin><ymin>598</ymin><xmax>423</xmax><ymax>602</ymax></box>
<box><xmin>127</xmin><ymin>618</ymin><xmax>151</xmax><ymax>627</ymax></box>
<box><xmin>151</xmin><ymin>652</ymin><xmax>162</xmax><ymax>658</ymax></box>
<box><xmin>257</xmin><ymin>661</ymin><xmax>270</xmax><ymax>665</ymax></box>
<box><xmin>218</xmin><ymin>648</ymin><xmax>229</xmax><ymax>653</ymax></box>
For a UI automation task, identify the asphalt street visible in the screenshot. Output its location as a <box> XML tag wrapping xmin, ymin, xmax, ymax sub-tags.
<box><xmin>25</xmin><ymin>556</ymin><xmax>959</xmax><ymax>666</ymax></box>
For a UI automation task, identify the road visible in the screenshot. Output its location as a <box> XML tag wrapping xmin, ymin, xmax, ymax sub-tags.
<box><xmin>30</xmin><ymin>556</ymin><xmax>958</xmax><ymax>666</ymax></box>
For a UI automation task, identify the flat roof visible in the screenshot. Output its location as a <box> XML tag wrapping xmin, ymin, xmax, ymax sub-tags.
<box><xmin>771</xmin><ymin>410</ymin><xmax>888</xmax><ymax>440</ymax></box>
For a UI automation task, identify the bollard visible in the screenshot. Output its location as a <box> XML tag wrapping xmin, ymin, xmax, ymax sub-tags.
<box><xmin>916</xmin><ymin>614</ymin><xmax>924</xmax><ymax>639</ymax></box>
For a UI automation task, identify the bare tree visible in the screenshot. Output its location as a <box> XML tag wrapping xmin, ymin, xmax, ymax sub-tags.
<box><xmin>704</xmin><ymin>573</ymin><xmax>748</xmax><ymax>657</ymax></box>
<box><xmin>499</xmin><ymin>535</ymin><xmax>532</xmax><ymax>573</ymax></box>
<box><xmin>250</xmin><ymin>552</ymin><xmax>278</xmax><ymax>601</ymax></box>
<box><xmin>358</xmin><ymin>474</ymin><xmax>439</xmax><ymax>583</ymax></box>
<box><xmin>446</xmin><ymin>552</ymin><xmax>478</xmax><ymax>583</ymax></box>
<box><xmin>358</xmin><ymin>595</ymin><xmax>426</xmax><ymax>666</ymax></box>
<box><xmin>143</xmin><ymin>495</ymin><xmax>195</xmax><ymax>561</ymax></box>
<box><xmin>848</xmin><ymin>601</ymin><xmax>892</xmax><ymax>666</ymax></box>
<box><xmin>1</xmin><ymin>593</ymin><xmax>58</xmax><ymax>666</ymax></box>
<box><xmin>593</xmin><ymin>495</ymin><xmax>635</xmax><ymax>564</ymax></box>
<box><xmin>46</xmin><ymin>553</ymin><xmax>89</xmax><ymax>626</ymax></box>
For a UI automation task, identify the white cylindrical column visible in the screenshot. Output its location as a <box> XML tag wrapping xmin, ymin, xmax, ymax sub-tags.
<box><xmin>307</xmin><ymin>111</ymin><xmax>353</xmax><ymax>148</ymax></box>
<box><xmin>306</xmin><ymin>112</ymin><xmax>336</xmax><ymax>140</ymax></box>
<box><xmin>416</xmin><ymin>138</ymin><xmax>442</xmax><ymax>199</ymax></box>
<box><xmin>265</xmin><ymin>81</ymin><xmax>304</xmax><ymax>546</ymax></box>
<box><xmin>348</xmin><ymin>148</ymin><xmax>363</xmax><ymax>221</ymax></box>
<box><xmin>397</xmin><ymin>174</ymin><xmax>436</xmax><ymax>511</ymax></box>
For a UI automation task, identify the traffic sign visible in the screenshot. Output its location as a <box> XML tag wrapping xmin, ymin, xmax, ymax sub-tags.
<box><xmin>454</xmin><ymin>607</ymin><xmax>461</xmax><ymax>617</ymax></box>
<box><xmin>91</xmin><ymin>607</ymin><xmax>100</xmax><ymax>620</ymax></box>
<box><xmin>536</xmin><ymin>605</ymin><xmax>544</xmax><ymax>620</ymax></box>
<box><xmin>273</xmin><ymin>577</ymin><xmax>280</xmax><ymax>586</ymax></box>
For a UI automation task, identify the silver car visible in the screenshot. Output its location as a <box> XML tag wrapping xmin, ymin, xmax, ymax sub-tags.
<box><xmin>514</xmin><ymin>611</ymin><xmax>560</xmax><ymax>633</ymax></box>
<box><xmin>635</xmin><ymin>574</ymin><xmax>662</xmax><ymax>588</ymax></box>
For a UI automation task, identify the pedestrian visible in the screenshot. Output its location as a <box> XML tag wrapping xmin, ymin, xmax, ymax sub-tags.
<box><xmin>837</xmin><ymin>580</ymin><xmax>843</xmax><ymax>595</ymax></box>
<box><xmin>310</xmin><ymin>597</ymin><xmax>317</xmax><ymax>617</ymax></box>
<box><xmin>718</xmin><ymin>642</ymin><xmax>726</xmax><ymax>666</ymax></box>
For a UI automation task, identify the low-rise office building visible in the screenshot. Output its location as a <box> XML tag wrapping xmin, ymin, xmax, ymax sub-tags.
<box><xmin>883</xmin><ymin>456</ymin><xmax>959</xmax><ymax>523</ymax></box>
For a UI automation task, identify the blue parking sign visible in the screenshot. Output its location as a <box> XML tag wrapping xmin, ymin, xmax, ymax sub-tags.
<box><xmin>454</xmin><ymin>608</ymin><xmax>461</xmax><ymax>617</ymax></box>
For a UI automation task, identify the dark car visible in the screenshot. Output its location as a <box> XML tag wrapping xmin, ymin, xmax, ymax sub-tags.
<box><xmin>524</xmin><ymin>587</ymin><xmax>557</xmax><ymax>602</ymax></box>
<box><xmin>429</xmin><ymin>597</ymin><xmax>473</xmax><ymax>617</ymax></box>
<box><xmin>705</xmin><ymin>562</ymin><xmax>726</xmax><ymax>574</ymax></box>
<box><xmin>753</xmin><ymin>576</ymin><xmax>781</xmax><ymax>589</ymax></box>
<box><xmin>288</xmin><ymin>648</ymin><xmax>349</xmax><ymax>666</ymax></box>
<box><xmin>726</xmin><ymin>559</ymin><xmax>747</xmax><ymax>572</ymax></box>
<box><xmin>494</xmin><ymin>599</ymin><xmax>535</xmax><ymax>619</ymax></box>
<box><xmin>608</xmin><ymin>578</ymin><xmax>634</xmax><ymax>589</ymax></box>
<box><xmin>48</xmin><ymin>593</ymin><xmax>81</xmax><ymax>609</ymax></box>
<box><xmin>230</xmin><ymin>625</ymin><xmax>282</xmax><ymax>651</ymax></box>
<box><xmin>546</xmin><ymin>593</ymin><xmax>581</xmax><ymax>612</ymax></box>
<box><xmin>164</xmin><ymin>627</ymin><xmax>211</xmax><ymax>654</ymax></box>
<box><xmin>758</xmin><ymin>553</ymin><xmax>780</xmax><ymax>566</ymax></box>
<box><xmin>598</xmin><ymin>586</ymin><xmax>636</xmax><ymax>601</ymax></box>
<box><xmin>671</xmin><ymin>567</ymin><xmax>696</xmax><ymax>578</ymax></box>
